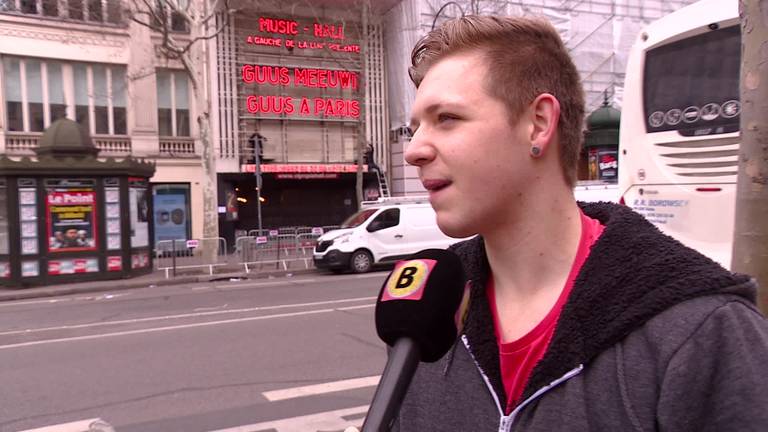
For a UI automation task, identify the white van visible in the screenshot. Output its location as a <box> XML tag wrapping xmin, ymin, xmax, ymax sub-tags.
<box><xmin>313</xmin><ymin>196</ymin><xmax>463</xmax><ymax>273</ymax></box>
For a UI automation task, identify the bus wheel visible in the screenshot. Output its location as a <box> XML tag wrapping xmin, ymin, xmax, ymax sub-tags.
<box><xmin>350</xmin><ymin>250</ymin><xmax>373</xmax><ymax>273</ymax></box>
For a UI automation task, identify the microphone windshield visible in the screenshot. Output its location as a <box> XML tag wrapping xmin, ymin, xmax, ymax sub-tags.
<box><xmin>375</xmin><ymin>249</ymin><xmax>466</xmax><ymax>362</ymax></box>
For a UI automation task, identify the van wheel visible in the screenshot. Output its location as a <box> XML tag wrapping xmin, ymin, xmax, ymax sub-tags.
<box><xmin>350</xmin><ymin>250</ymin><xmax>373</xmax><ymax>273</ymax></box>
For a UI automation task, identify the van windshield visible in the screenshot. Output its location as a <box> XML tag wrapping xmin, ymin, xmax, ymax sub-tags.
<box><xmin>341</xmin><ymin>208</ymin><xmax>378</xmax><ymax>228</ymax></box>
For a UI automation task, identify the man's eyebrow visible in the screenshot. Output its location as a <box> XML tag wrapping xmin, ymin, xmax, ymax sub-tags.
<box><xmin>410</xmin><ymin>102</ymin><xmax>462</xmax><ymax>125</ymax></box>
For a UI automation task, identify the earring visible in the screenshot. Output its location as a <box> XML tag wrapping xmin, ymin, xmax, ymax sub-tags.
<box><xmin>530</xmin><ymin>145</ymin><xmax>542</xmax><ymax>157</ymax></box>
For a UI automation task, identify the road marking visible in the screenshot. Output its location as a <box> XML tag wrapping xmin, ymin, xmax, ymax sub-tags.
<box><xmin>212</xmin><ymin>281</ymin><xmax>295</xmax><ymax>290</ymax></box>
<box><xmin>209</xmin><ymin>405</ymin><xmax>368</xmax><ymax>432</ymax></box>
<box><xmin>337</xmin><ymin>304</ymin><xmax>375</xmax><ymax>311</ymax></box>
<box><xmin>0</xmin><ymin>297</ymin><xmax>376</xmax><ymax>337</ymax></box>
<box><xmin>0</xmin><ymin>308</ymin><xmax>339</xmax><ymax>350</ymax></box>
<box><xmin>18</xmin><ymin>418</ymin><xmax>113</xmax><ymax>432</ymax></box>
<box><xmin>0</xmin><ymin>298</ymin><xmax>71</xmax><ymax>307</ymax></box>
<box><xmin>263</xmin><ymin>376</ymin><xmax>380</xmax><ymax>401</ymax></box>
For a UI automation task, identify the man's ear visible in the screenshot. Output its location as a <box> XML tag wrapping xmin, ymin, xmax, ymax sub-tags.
<box><xmin>528</xmin><ymin>93</ymin><xmax>560</xmax><ymax>157</ymax></box>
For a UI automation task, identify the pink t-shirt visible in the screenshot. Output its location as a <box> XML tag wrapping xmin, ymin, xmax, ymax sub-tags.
<box><xmin>487</xmin><ymin>210</ymin><xmax>604</xmax><ymax>413</ymax></box>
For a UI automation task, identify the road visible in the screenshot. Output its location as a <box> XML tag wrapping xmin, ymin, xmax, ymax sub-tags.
<box><xmin>0</xmin><ymin>271</ymin><xmax>390</xmax><ymax>432</ymax></box>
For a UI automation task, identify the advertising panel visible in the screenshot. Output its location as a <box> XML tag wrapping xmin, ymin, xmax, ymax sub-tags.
<box><xmin>46</xmin><ymin>190</ymin><xmax>97</xmax><ymax>252</ymax></box>
<box><xmin>153</xmin><ymin>193</ymin><xmax>188</xmax><ymax>242</ymax></box>
<box><xmin>130</xmin><ymin>185</ymin><xmax>149</xmax><ymax>247</ymax></box>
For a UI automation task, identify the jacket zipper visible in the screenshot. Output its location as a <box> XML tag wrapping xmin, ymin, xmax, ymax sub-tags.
<box><xmin>461</xmin><ymin>337</ymin><xmax>584</xmax><ymax>432</ymax></box>
<box><xmin>502</xmin><ymin>365</ymin><xmax>585</xmax><ymax>431</ymax></box>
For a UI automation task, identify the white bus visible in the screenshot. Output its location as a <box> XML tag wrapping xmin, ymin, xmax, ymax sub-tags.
<box><xmin>618</xmin><ymin>0</ymin><xmax>740</xmax><ymax>269</ymax></box>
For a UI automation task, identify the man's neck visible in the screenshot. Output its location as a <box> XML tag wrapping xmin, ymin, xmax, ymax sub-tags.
<box><xmin>482</xmin><ymin>193</ymin><xmax>582</xmax><ymax>342</ymax></box>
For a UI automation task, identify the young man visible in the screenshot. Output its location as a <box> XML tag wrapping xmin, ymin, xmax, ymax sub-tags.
<box><xmin>395</xmin><ymin>15</ymin><xmax>768</xmax><ymax>431</ymax></box>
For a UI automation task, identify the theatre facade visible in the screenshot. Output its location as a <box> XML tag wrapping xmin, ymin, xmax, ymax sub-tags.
<box><xmin>212</xmin><ymin>2</ymin><xmax>393</xmax><ymax>240</ymax></box>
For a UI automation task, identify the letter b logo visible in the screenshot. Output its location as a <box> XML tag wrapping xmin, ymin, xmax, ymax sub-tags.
<box><xmin>382</xmin><ymin>259</ymin><xmax>436</xmax><ymax>301</ymax></box>
<box><xmin>395</xmin><ymin>266</ymin><xmax>418</xmax><ymax>289</ymax></box>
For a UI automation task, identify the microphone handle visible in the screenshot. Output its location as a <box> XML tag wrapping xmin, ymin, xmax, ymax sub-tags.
<box><xmin>362</xmin><ymin>338</ymin><xmax>420</xmax><ymax>432</ymax></box>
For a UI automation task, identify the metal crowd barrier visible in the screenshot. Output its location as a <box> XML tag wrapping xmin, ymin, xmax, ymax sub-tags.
<box><xmin>153</xmin><ymin>226</ymin><xmax>345</xmax><ymax>278</ymax></box>
<box><xmin>155</xmin><ymin>237</ymin><xmax>228</xmax><ymax>278</ymax></box>
<box><xmin>236</xmin><ymin>234</ymin><xmax>314</xmax><ymax>272</ymax></box>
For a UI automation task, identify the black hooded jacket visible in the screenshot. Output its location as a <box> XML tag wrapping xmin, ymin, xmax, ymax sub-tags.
<box><xmin>395</xmin><ymin>202</ymin><xmax>768</xmax><ymax>431</ymax></box>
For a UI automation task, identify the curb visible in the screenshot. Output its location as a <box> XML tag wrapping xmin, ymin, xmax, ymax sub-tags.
<box><xmin>0</xmin><ymin>268</ymin><xmax>319</xmax><ymax>302</ymax></box>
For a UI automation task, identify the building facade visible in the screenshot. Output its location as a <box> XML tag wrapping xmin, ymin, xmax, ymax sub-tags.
<box><xmin>210</xmin><ymin>0</ymin><xmax>397</xmax><ymax>241</ymax></box>
<box><xmin>0</xmin><ymin>0</ymin><xmax>207</xmax><ymax>260</ymax></box>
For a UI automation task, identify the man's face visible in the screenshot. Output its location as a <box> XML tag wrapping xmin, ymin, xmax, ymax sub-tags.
<box><xmin>406</xmin><ymin>51</ymin><xmax>533</xmax><ymax>238</ymax></box>
<box><xmin>65</xmin><ymin>229</ymin><xmax>77</xmax><ymax>239</ymax></box>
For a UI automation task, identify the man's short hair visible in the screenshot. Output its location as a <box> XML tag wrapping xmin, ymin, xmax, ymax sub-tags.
<box><xmin>409</xmin><ymin>15</ymin><xmax>585</xmax><ymax>187</ymax></box>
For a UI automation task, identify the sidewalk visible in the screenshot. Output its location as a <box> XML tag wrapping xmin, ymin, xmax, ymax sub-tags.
<box><xmin>0</xmin><ymin>266</ymin><xmax>319</xmax><ymax>303</ymax></box>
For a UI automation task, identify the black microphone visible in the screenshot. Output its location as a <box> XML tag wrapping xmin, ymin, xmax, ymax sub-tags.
<box><xmin>362</xmin><ymin>249</ymin><xmax>467</xmax><ymax>432</ymax></box>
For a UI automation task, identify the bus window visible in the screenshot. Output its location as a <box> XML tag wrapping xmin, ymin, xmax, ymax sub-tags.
<box><xmin>643</xmin><ymin>25</ymin><xmax>740</xmax><ymax>137</ymax></box>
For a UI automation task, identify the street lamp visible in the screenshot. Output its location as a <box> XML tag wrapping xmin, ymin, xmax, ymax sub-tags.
<box><xmin>431</xmin><ymin>1</ymin><xmax>465</xmax><ymax>30</ymax></box>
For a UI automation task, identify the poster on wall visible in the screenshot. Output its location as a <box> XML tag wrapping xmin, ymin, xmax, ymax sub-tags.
<box><xmin>153</xmin><ymin>193</ymin><xmax>188</xmax><ymax>242</ymax></box>
<box><xmin>46</xmin><ymin>190</ymin><xmax>97</xmax><ymax>252</ymax></box>
<box><xmin>130</xmin><ymin>186</ymin><xmax>149</xmax><ymax>247</ymax></box>
<box><xmin>597</xmin><ymin>148</ymin><xmax>619</xmax><ymax>181</ymax></box>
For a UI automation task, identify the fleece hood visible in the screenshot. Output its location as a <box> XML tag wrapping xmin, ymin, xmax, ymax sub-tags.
<box><xmin>450</xmin><ymin>202</ymin><xmax>756</xmax><ymax>406</ymax></box>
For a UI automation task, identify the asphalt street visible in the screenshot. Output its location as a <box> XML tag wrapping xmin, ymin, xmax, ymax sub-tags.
<box><xmin>0</xmin><ymin>271</ymin><xmax>390</xmax><ymax>432</ymax></box>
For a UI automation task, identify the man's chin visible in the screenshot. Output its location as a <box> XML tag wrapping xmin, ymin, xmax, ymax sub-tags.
<box><xmin>436</xmin><ymin>220</ymin><xmax>475</xmax><ymax>239</ymax></box>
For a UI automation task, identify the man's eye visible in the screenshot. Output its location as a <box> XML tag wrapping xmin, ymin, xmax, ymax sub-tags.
<box><xmin>438</xmin><ymin>114</ymin><xmax>457</xmax><ymax>123</ymax></box>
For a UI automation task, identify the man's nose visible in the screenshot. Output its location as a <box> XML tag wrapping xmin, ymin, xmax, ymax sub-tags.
<box><xmin>404</xmin><ymin>127</ymin><xmax>435</xmax><ymax>167</ymax></box>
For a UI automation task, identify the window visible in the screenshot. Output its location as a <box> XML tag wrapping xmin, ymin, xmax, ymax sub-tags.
<box><xmin>106</xmin><ymin>0</ymin><xmax>121</xmax><ymax>24</ymax></box>
<box><xmin>371</xmin><ymin>208</ymin><xmax>400</xmax><ymax>230</ymax></box>
<box><xmin>68</xmin><ymin>0</ymin><xmax>84</xmax><ymax>20</ymax></box>
<box><xmin>156</xmin><ymin>70</ymin><xmax>191</xmax><ymax>137</ymax></box>
<box><xmin>1</xmin><ymin>0</ymin><xmax>123</xmax><ymax>24</ymax></box>
<box><xmin>113</xmin><ymin>68</ymin><xmax>127</xmax><ymax>135</ymax></box>
<box><xmin>3</xmin><ymin>58</ymin><xmax>22</xmax><ymax>132</ymax></box>
<box><xmin>20</xmin><ymin>0</ymin><xmax>35</xmax><ymax>13</ymax></box>
<box><xmin>2</xmin><ymin>57</ymin><xmax>127</xmax><ymax>135</ymax></box>
<box><xmin>42</xmin><ymin>0</ymin><xmax>58</xmax><ymax>16</ymax></box>
<box><xmin>74</xmin><ymin>63</ymin><xmax>90</xmax><ymax>131</ymax></box>
<box><xmin>48</xmin><ymin>63</ymin><xmax>67</xmax><ymax>123</ymax></box>
<box><xmin>92</xmin><ymin>65</ymin><xmax>109</xmax><ymax>134</ymax></box>
<box><xmin>26</xmin><ymin>60</ymin><xmax>44</xmax><ymax>132</ymax></box>
<box><xmin>87</xmin><ymin>0</ymin><xmax>102</xmax><ymax>21</ymax></box>
<box><xmin>644</xmin><ymin>25</ymin><xmax>740</xmax><ymax>136</ymax></box>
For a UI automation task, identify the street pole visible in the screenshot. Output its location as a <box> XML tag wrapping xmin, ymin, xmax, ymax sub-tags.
<box><xmin>254</xmin><ymin>136</ymin><xmax>263</xmax><ymax>234</ymax></box>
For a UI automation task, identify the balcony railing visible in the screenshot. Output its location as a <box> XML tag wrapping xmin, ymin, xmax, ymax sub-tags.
<box><xmin>159</xmin><ymin>137</ymin><xmax>196</xmax><ymax>157</ymax></box>
<box><xmin>5</xmin><ymin>132</ymin><xmax>40</xmax><ymax>152</ymax></box>
<box><xmin>4</xmin><ymin>132</ymin><xmax>131</xmax><ymax>155</ymax></box>
<box><xmin>4</xmin><ymin>132</ymin><xmax>199</xmax><ymax>158</ymax></box>
<box><xmin>93</xmin><ymin>135</ymin><xmax>131</xmax><ymax>154</ymax></box>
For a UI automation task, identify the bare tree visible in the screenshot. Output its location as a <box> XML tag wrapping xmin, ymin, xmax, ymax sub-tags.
<box><xmin>129</xmin><ymin>0</ymin><xmax>235</xmax><ymax>245</ymax></box>
<box><xmin>733</xmin><ymin>0</ymin><xmax>768</xmax><ymax>313</ymax></box>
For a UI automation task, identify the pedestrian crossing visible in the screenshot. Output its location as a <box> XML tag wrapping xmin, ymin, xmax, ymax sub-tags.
<box><xmin>19</xmin><ymin>376</ymin><xmax>380</xmax><ymax>432</ymax></box>
<box><xmin>209</xmin><ymin>405</ymin><xmax>368</xmax><ymax>432</ymax></box>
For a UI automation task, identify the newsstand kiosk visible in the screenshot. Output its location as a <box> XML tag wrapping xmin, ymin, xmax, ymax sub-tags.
<box><xmin>0</xmin><ymin>119</ymin><xmax>155</xmax><ymax>288</ymax></box>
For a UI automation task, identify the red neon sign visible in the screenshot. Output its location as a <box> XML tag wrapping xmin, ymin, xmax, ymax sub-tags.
<box><xmin>259</xmin><ymin>17</ymin><xmax>299</xmax><ymax>35</ymax></box>
<box><xmin>257</xmin><ymin>16</ymin><xmax>344</xmax><ymax>40</ymax></box>
<box><xmin>241</xmin><ymin>65</ymin><xmax>358</xmax><ymax>90</ymax></box>
<box><xmin>242</xmin><ymin>164</ymin><xmax>368</xmax><ymax>174</ymax></box>
<box><xmin>245</xmin><ymin>95</ymin><xmax>360</xmax><ymax>118</ymax></box>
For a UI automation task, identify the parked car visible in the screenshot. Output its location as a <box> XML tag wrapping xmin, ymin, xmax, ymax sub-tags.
<box><xmin>313</xmin><ymin>196</ymin><xmax>465</xmax><ymax>273</ymax></box>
